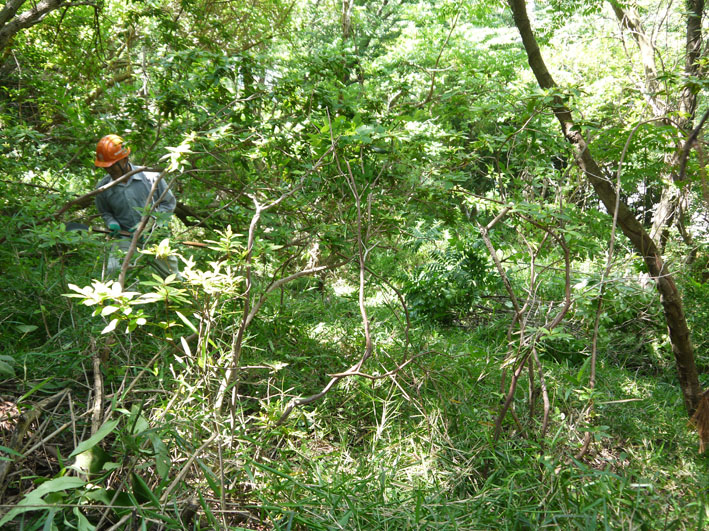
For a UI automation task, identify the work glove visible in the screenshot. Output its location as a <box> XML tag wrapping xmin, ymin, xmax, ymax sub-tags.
<box><xmin>108</xmin><ymin>223</ymin><xmax>121</xmax><ymax>237</ymax></box>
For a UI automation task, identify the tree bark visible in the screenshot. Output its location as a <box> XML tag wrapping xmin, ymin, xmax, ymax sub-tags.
<box><xmin>508</xmin><ymin>0</ymin><xmax>701</xmax><ymax>414</ymax></box>
<box><xmin>0</xmin><ymin>0</ymin><xmax>68</xmax><ymax>51</ymax></box>
<box><xmin>0</xmin><ymin>0</ymin><xmax>26</xmax><ymax>28</ymax></box>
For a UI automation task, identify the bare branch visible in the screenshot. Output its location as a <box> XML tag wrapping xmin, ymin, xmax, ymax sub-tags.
<box><xmin>420</xmin><ymin>6</ymin><xmax>461</xmax><ymax>106</ymax></box>
<box><xmin>215</xmin><ymin>146</ymin><xmax>336</xmax><ymax>412</ymax></box>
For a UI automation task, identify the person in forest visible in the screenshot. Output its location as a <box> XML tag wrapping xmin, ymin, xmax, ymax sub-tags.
<box><xmin>94</xmin><ymin>134</ymin><xmax>181</xmax><ymax>279</ymax></box>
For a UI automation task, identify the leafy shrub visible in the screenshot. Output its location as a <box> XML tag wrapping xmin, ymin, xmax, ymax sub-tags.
<box><xmin>402</xmin><ymin>235</ymin><xmax>497</xmax><ymax>324</ymax></box>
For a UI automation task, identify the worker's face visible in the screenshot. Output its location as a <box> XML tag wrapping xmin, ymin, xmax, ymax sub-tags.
<box><xmin>106</xmin><ymin>158</ymin><xmax>130</xmax><ymax>180</ymax></box>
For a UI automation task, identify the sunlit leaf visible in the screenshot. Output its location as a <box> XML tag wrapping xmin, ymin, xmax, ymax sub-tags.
<box><xmin>101</xmin><ymin>319</ymin><xmax>118</xmax><ymax>334</ymax></box>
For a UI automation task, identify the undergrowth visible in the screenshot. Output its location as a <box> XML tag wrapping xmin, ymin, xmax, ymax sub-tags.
<box><xmin>0</xmin><ymin>225</ymin><xmax>708</xmax><ymax>530</ymax></box>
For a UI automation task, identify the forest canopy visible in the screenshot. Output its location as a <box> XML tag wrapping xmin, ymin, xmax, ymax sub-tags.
<box><xmin>1</xmin><ymin>0</ymin><xmax>709</xmax><ymax>528</ymax></box>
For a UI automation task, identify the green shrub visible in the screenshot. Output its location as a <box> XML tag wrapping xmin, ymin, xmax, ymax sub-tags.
<box><xmin>402</xmin><ymin>235</ymin><xmax>497</xmax><ymax>324</ymax></box>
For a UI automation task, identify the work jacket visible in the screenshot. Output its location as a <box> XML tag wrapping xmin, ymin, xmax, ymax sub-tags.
<box><xmin>95</xmin><ymin>164</ymin><xmax>176</xmax><ymax>231</ymax></box>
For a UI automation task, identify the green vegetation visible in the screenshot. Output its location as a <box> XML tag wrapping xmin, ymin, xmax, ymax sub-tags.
<box><xmin>1</xmin><ymin>0</ymin><xmax>709</xmax><ymax>529</ymax></box>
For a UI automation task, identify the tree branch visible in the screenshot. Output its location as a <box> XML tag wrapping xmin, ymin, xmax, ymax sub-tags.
<box><xmin>0</xmin><ymin>0</ymin><xmax>77</xmax><ymax>51</ymax></box>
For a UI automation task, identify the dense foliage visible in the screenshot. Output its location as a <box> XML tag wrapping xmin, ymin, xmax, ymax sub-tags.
<box><xmin>1</xmin><ymin>0</ymin><xmax>708</xmax><ymax>528</ymax></box>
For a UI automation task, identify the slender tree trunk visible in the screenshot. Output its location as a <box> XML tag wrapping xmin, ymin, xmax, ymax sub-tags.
<box><xmin>610</xmin><ymin>1</ymin><xmax>676</xmax><ymax>247</ymax></box>
<box><xmin>647</xmin><ymin>0</ymin><xmax>703</xmax><ymax>247</ymax></box>
<box><xmin>610</xmin><ymin>1</ymin><xmax>703</xmax><ymax>249</ymax></box>
<box><xmin>508</xmin><ymin>0</ymin><xmax>701</xmax><ymax>414</ymax></box>
<box><xmin>609</xmin><ymin>1</ymin><xmax>662</xmax><ymax>112</ymax></box>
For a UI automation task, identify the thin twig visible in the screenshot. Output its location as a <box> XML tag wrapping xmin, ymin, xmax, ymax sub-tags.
<box><xmin>215</xmin><ymin>146</ymin><xmax>336</xmax><ymax>411</ymax></box>
<box><xmin>421</xmin><ymin>5</ymin><xmax>461</xmax><ymax>106</ymax></box>
<box><xmin>491</xmin><ymin>218</ymin><xmax>571</xmax><ymax>442</ymax></box>
<box><xmin>276</xmin><ymin>112</ymin><xmax>380</xmax><ymax>425</ymax></box>
<box><xmin>575</xmin><ymin>112</ymin><xmax>634</xmax><ymax>459</ymax></box>
<box><xmin>679</xmin><ymin>107</ymin><xmax>709</xmax><ymax>182</ymax></box>
<box><xmin>159</xmin><ymin>433</ymin><xmax>218</xmax><ymax>505</ymax></box>
<box><xmin>117</xmin><ymin>170</ymin><xmax>176</xmax><ymax>288</ymax></box>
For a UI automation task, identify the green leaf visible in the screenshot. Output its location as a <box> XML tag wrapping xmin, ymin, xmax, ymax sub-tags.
<box><xmin>175</xmin><ymin>311</ymin><xmax>198</xmax><ymax>333</ymax></box>
<box><xmin>69</xmin><ymin>419</ymin><xmax>119</xmax><ymax>458</ymax></box>
<box><xmin>0</xmin><ymin>359</ymin><xmax>15</xmax><ymax>378</ymax></box>
<box><xmin>576</xmin><ymin>356</ymin><xmax>592</xmax><ymax>384</ymax></box>
<box><xmin>73</xmin><ymin>446</ymin><xmax>110</xmax><ymax>476</ymax></box>
<box><xmin>15</xmin><ymin>324</ymin><xmax>38</xmax><ymax>334</ymax></box>
<box><xmin>149</xmin><ymin>434</ymin><xmax>171</xmax><ymax>480</ymax></box>
<box><xmin>132</xmin><ymin>472</ymin><xmax>160</xmax><ymax>507</ymax></box>
<box><xmin>0</xmin><ymin>445</ymin><xmax>24</xmax><ymax>458</ymax></box>
<box><xmin>42</xmin><ymin>507</ymin><xmax>58</xmax><ymax>530</ymax></box>
<box><xmin>181</xmin><ymin>336</ymin><xmax>192</xmax><ymax>359</ymax></box>
<box><xmin>196</xmin><ymin>459</ymin><xmax>221</xmax><ymax>498</ymax></box>
<box><xmin>0</xmin><ymin>477</ymin><xmax>86</xmax><ymax>527</ymax></box>
<box><xmin>0</xmin><ymin>500</ymin><xmax>48</xmax><ymax>527</ymax></box>
<box><xmin>36</xmin><ymin>476</ymin><xmax>81</xmax><ymax>496</ymax></box>
<box><xmin>18</xmin><ymin>377</ymin><xmax>54</xmax><ymax>403</ymax></box>
<box><xmin>74</xmin><ymin>506</ymin><xmax>96</xmax><ymax>531</ymax></box>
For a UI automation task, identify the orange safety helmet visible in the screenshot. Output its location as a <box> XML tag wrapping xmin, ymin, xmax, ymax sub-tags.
<box><xmin>95</xmin><ymin>134</ymin><xmax>131</xmax><ymax>167</ymax></box>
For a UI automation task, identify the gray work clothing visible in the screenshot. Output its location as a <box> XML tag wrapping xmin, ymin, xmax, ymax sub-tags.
<box><xmin>96</xmin><ymin>164</ymin><xmax>180</xmax><ymax>279</ymax></box>
<box><xmin>95</xmin><ymin>164</ymin><xmax>176</xmax><ymax>231</ymax></box>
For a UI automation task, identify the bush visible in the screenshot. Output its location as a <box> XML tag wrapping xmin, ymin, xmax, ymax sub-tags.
<box><xmin>402</xmin><ymin>234</ymin><xmax>497</xmax><ymax>324</ymax></box>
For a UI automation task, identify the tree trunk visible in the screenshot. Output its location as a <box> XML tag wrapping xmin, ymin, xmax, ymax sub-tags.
<box><xmin>508</xmin><ymin>0</ymin><xmax>701</xmax><ymax>414</ymax></box>
<box><xmin>647</xmin><ymin>0</ymin><xmax>703</xmax><ymax>247</ymax></box>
